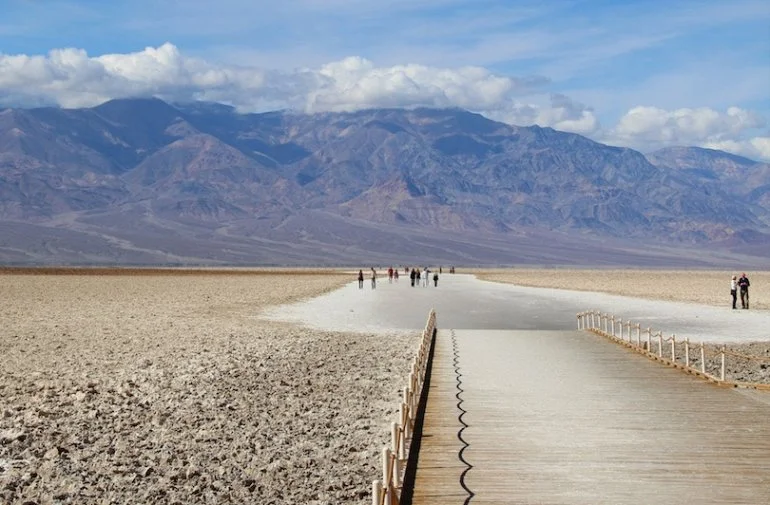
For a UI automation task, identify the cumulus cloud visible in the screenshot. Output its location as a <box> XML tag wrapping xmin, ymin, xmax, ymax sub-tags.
<box><xmin>305</xmin><ymin>57</ymin><xmax>543</xmax><ymax>113</ymax></box>
<box><xmin>604</xmin><ymin>105</ymin><xmax>769</xmax><ymax>160</ymax></box>
<box><xmin>2</xmin><ymin>43</ymin><xmax>768</xmax><ymax>161</ymax></box>
<box><xmin>702</xmin><ymin>137</ymin><xmax>770</xmax><ymax>162</ymax></box>
<box><xmin>610</xmin><ymin>106</ymin><xmax>764</xmax><ymax>144</ymax></box>
<box><xmin>483</xmin><ymin>94</ymin><xmax>601</xmax><ymax>135</ymax></box>
<box><xmin>0</xmin><ymin>43</ymin><xmax>256</xmax><ymax>108</ymax></box>
<box><xmin>0</xmin><ymin>43</ymin><xmax>547</xmax><ymax>114</ymax></box>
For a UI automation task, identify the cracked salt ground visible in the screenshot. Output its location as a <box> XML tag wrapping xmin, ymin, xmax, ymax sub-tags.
<box><xmin>0</xmin><ymin>274</ymin><xmax>416</xmax><ymax>505</ymax></box>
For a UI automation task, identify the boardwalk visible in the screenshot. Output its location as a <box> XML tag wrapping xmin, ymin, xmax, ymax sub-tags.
<box><xmin>409</xmin><ymin>329</ymin><xmax>770</xmax><ymax>504</ymax></box>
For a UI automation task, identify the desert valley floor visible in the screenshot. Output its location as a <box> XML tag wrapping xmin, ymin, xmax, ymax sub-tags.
<box><xmin>1</xmin><ymin>268</ymin><xmax>769</xmax><ymax>504</ymax></box>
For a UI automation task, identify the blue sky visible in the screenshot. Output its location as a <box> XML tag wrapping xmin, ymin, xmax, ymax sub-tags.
<box><xmin>1</xmin><ymin>0</ymin><xmax>769</xmax><ymax>159</ymax></box>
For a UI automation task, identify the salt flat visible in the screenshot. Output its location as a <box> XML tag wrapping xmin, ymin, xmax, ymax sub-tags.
<box><xmin>265</xmin><ymin>273</ymin><xmax>770</xmax><ymax>343</ymax></box>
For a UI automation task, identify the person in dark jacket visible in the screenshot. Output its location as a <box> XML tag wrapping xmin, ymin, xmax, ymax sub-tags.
<box><xmin>358</xmin><ymin>270</ymin><xmax>364</xmax><ymax>289</ymax></box>
<box><xmin>410</xmin><ymin>268</ymin><xmax>416</xmax><ymax>287</ymax></box>
<box><xmin>738</xmin><ymin>272</ymin><xmax>750</xmax><ymax>309</ymax></box>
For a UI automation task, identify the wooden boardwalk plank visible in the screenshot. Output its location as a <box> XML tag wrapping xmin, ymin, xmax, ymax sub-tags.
<box><xmin>409</xmin><ymin>326</ymin><xmax>468</xmax><ymax>505</ymax></box>
<box><xmin>409</xmin><ymin>329</ymin><xmax>770</xmax><ymax>505</ymax></box>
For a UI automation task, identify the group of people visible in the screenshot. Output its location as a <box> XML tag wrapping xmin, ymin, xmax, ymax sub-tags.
<box><xmin>357</xmin><ymin>265</ymin><xmax>453</xmax><ymax>289</ymax></box>
<box><xmin>730</xmin><ymin>272</ymin><xmax>751</xmax><ymax>309</ymax></box>
<box><xmin>357</xmin><ymin>267</ymin><xmax>378</xmax><ymax>289</ymax></box>
<box><xmin>403</xmin><ymin>266</ymin><xmax>439</xmax><ymax>287</ymax></box>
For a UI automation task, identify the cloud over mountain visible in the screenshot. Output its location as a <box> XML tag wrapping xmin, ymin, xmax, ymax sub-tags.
<box><xmin>1</xmin><ymin>43</ymin><xmax>768</xmax><ymax>160</ymax></box>
<box><xmin>607</xmin><ymin>106</ymin><xmax>770</xmax><ymax>161</ymax></box>
<box><xmin>0</xmin><ymin>43</ymin><xmax>547</xmax><ymax>113</ymax></box>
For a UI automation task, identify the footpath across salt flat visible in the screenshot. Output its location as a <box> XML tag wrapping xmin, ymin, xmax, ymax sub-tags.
<box><xmin>265</xmin><ymin>273</ymin><xmax>770</xmax><ymax>503</ymax></box>
<box><xmin>410</xmin><ymin>328</ymin><xmax>770</xmax><ymax>505</ymax></box>
<box><xmin>263</xmin><ymin>273</ymin><xmax>770</xmax><ymax>343</ymax></box>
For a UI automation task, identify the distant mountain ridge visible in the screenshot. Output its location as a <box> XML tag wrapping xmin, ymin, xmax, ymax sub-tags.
<box><xmin>1</xmin><ymin>98</ymin><xmax>769</xmax><ymax>266</ymax></box>
<box><xmin>646</xmin><ymin>146</ymin><xmax>770</xmax><ymax>213</ymax></box>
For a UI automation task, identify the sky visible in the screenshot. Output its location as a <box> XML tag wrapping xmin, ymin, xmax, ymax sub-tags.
<box><xmin>1</xmin><ymin>0</ymin><xmax>769</xmax><ymax>160</ymax></box>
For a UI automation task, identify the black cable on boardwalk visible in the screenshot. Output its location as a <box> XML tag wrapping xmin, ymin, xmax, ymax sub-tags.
<box><xmin>452</xmin><ymin>329</ymin><xmax>475</xmax><ymax>504</ymax></box>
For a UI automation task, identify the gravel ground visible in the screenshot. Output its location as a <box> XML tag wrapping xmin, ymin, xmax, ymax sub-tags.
<box><xmin>0</xmin><ymin>272</ymin><xmax>415</xmax><ymax>505</ymax></box>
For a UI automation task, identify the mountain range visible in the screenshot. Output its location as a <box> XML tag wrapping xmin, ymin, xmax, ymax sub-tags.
<box><xmin>1</xmin><ymin>98</ymin><xmax>769</xmax><ymax>267</ymax></box>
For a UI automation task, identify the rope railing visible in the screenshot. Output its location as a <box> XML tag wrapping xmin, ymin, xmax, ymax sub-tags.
<box><xmin>372</xmin><ymin>309</ymin><xmax>436</xmax><ymax>505</ymax></box>
<box><xmin>577</xmin><ymin>310</ymin><xmax>770</xmax><ymax>390</ymax></box>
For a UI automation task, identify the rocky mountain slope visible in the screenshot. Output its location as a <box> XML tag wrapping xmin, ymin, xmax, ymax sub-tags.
<box><xmin>1</xmin><ymin>99</ymin><xmax>769</xmax><ymax>266</ymax></box>
<box><xmin>646</xmin><ymin>146</ymin><xmax>770</xmax><ymax>216</ymax></box>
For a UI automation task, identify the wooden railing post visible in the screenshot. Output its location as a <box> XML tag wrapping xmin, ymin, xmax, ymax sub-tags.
<box><xmin>700</xmin><ymin>342</ymin><xmax>706</xmax><ymax>373</ymax></box>
<box><xmin>646</xmin><ymin>328</ymin><xmax>651</xmax><ymax>351</ymax></box>
<box><xmin>721</xmin><ymin>347</ymin><xmax>726</xmax><ymax>381</ymax></box>
<box><xmin>372</xmin><ymin>480</ymin><xmax>382</xmax><ymax>505</ymax></box>
<box><xmin>382</xmin><ymin>447</ymin><xmax>390</xmax><ymax>500</ymax></box>
<box><xmin>636</xmin><ymin>324</ymin><xmax>641</xmax><ymax>347</ymax></box>
<box><xmin>671</xmin><ymin>334</ymin><xmax>676</xmax><ymax>362</ymax></box>
<box><xmin>685</xmin><ymin>338</ymin><xmax>690</xmax><ymax>368</ymax></box>
<box><xmin>393</xmin><ymin>453</ymin><xmax>401</xmax><ymax>489</ymax></box>
<box><xmin>658</xmin><ymin>332</ymin><xmax>663</xmax><ymax>357</ymax></box>
<box><xmin>399</xmin><ymin>404</ymin><xmax>408</xmax><ymax>454</ymax></box>
<box><xmin>391</xmin><ymin>422</ymin><xmax>398</xmax><ymax>459</ymax></box>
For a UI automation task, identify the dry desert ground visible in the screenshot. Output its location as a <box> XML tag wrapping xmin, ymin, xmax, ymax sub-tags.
<box><xmin>0</xmin><ymin>270</ymin><xmax>415</xmax><ymax>505</ymax></box>
<box><xmin>474</xmin><ymin>268</ymin><xmax>770</xmax><ymax>311</ymax></box>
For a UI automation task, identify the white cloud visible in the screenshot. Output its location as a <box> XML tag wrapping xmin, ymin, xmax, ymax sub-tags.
<box><xmin>611</xmin><ymin>106</ymin><xmax>764</xmax><ymax>143</ymax></box>
<box><xmin>305</xmin><ymin>57</ymin><xmax>542</xmax><ymax>113</ymax></box>
<box><xmin>0</xmin><ymin>43</ymin><xmax>558</xmax><ymax>120</ymax></box>
<box><xmin>1</xmin><ymin>43</ymin><xmax>768</xmax><ymax>162</ymax></box>
<box><xmin>484</xmin><ymin>94</ymin><xmax>601</xmax><ymax>135</ymax></box>
<box><xmin>604</xmin><ymin>105</ymin><xmax>769</xmax><ymax>160</ymax></box>
<box><xmin>703</xmin><ymin>137</ymin><xmax>770</xmax><ymax>162</ymax></box>
<box><xmin>0</xmin><ymin>43</ymin><xmax>548</xmax><ymax>113</ymax></box>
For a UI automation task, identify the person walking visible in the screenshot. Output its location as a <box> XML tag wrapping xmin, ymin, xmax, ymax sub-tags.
<box><xmin>410</xmin><ymin>268</ymin><xmax>416</xmax><ymax>287</ymax></box>
<box><xmin>738</xmin><ymin>272</ymin><xmax>750</xmax><ymax>309</ymax></box>
<box><xmin>433</xmin><ymin>272</ymin><xmax>439</xmax><ymax>287</ymax></box>
<box><xmin>358</xmin><ymin>269</ymin><xmax>364</xmax><ymax>289</ymax></box>
<box><xmin>423</xmin><ymin>267</ymin><xmax>430</xmax><ymax>287</ymax></box>
<box><xmin>730</xmin><ymin>275</ymin><xmax>738</xmax><ymax>309</ymax></box>
<box><xmin>388</xmin><ymin>267</ymin><xmax>394</xmax><ymax>283</ymax></box>
<box><xmin>393</xmin><ymin>269</ymin><xmax>399</xmax><ymax>282</ymax></box>
<box><xmin>371</xmin><ymin>267</ymin><xmax>377</xmax><ymax>289</ymax></box>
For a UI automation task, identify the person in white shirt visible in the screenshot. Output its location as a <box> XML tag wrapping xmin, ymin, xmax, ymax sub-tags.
<box><xmin>730</xmin><ymin>275</ymin><xmax>737</xmax><ymax>309</ymax></box>
<box><xmin>423</xmin><ymin>267</ymin><xmax>430</xmax><ymax>287</ymax></box>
